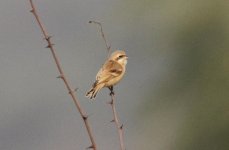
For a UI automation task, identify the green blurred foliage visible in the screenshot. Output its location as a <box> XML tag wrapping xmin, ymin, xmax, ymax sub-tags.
<box><xmin>122</xmin><ymin>0</ymin><xmax>229</xmax><ymax>149</ymax></box>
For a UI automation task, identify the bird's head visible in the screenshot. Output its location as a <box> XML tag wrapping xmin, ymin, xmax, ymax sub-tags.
<box><xmin>110</xmin><ymin>50</ymin><xmax>128</xmax><ymax>66</ymax></box>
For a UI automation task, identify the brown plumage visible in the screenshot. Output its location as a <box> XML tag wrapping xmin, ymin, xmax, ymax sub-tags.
<box><xmin>86</xmin><ymin>50</ymin><xmax>128</xmax><ymax>99</ymax></box>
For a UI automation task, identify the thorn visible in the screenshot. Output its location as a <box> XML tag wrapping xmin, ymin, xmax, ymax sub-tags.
<box><xmin>68</xmin><ymin>90</ymin><xmax>73</xmax><ymax>94</ymax></box>
<box><xmin>82</xmin><ymin>115</ymin><xmax>88</xmax><ymax>120</ymax></box>
<box><xmin>69</xmin><ymin>88</ymin><xmax>78</xmax><ymax>94</ymax></box>
<box><xmin>110</xmin><ymin>119</ymin><xmax>115</xmax><ymax>123</ymax></box>
<box><xmin>120</xmin><ymin>124</ymin><xmax>124</xmax><ymax>129</ymax></box>
<box><xmin>107</xmin><ymin>100</ymin><xmax>113</xmax><ymax>105</ymax></box>
<box><xmin>30</xmin><ymin>9</ymin><xmax>34</xmax><ymax>13</ymax></box>
<box><xmin>45</xmin><ymin>43</ymin><xmax>54</xmax><ymax>48</ymax></box>
<box><xmin>86</xmin><ymin>145</ymin><xmax>94</xmax><ymax>149</ymax></box>
<box><xmin>45</xmin><ymin>45</ymin><xmax>51</xmax><ymax>48</ymax></box>
<box><xmin>45</xmin><ymin>35</ymin><xmax>52</xmax><ymax>40</ymax></box>
<box><xmin>56</xmin><ymin>74</ymin><xmax>63</xmax><ymax>79</ymax></box>
<box><xmin>89</xmin><ymin>21</ymin><xmax>92</xmax><ymax>23</ymax></box>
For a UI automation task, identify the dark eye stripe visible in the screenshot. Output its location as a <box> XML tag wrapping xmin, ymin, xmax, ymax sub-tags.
<box><xmin>116</xmin><ymin>55</ymin><xmax>125</xmax><ymax>60</ymax></box>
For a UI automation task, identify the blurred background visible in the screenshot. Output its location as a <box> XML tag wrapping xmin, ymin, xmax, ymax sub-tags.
<box><xmin>0</xmin><ymin>0</ymin><xmax>228</xmax><ymax>150</ymax></box>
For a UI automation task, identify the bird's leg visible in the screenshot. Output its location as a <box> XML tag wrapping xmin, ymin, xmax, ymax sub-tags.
<box><xmin>109</xmin><ymin>86</ymin><xmax>114</xmax><ymax>96</ymax></box>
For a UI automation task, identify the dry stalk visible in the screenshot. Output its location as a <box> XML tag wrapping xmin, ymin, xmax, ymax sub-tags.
<box><xmin>89</xmin><ymin>20</ymin><xmax>111</xmax><ymax>58</ymax></box>
<box><xmin>108</xmin><ymin>87</ymin><xmax>126</xmax><ymax>150</ymax></box>
<box><xmin>90</xmin><ymin>20</ymin><xmax>126</xmax><ymax>150</ymax></box>
<box><xmin>29</xmin><ymin>1</ymin><xmax>97</xmax><ymax>149</ymax></box>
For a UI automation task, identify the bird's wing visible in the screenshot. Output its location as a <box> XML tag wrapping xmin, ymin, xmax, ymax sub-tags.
<box><xmin>95</xmin><ymin>60</ymin><xmax>123</xmax><ymax>84</ymax></box>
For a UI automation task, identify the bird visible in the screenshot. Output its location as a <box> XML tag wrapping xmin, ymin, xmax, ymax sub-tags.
<box><xmin>86</xmin><ymin>50</ymin><xmax>128</xmax><ymax>99</ymax></box>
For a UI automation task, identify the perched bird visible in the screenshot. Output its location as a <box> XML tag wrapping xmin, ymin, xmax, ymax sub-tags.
<box><xmin>86</xmin><ymin>50</ymin><xmax>128</xmax><ymax>99</ymax></box>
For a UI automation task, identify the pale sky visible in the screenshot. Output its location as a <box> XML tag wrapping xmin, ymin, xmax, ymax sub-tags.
<box><xmin>0</xmin><ymin>1</ymin><xmax>158</xmax><ymax>150</ymax></box>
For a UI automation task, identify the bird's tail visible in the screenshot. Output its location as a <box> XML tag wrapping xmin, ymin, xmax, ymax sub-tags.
<box><xmin>86</xmin><ymin>83</ymin><xmax>104</xmax><ymax>99</ymax></box>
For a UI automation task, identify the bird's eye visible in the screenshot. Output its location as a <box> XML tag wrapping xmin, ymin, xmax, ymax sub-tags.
<box><xmin>118</xmin><ymin>55</ymin><xmax>124</xmax><ymax>58</ymax></box>
<box><xmin>116</xmin><ymin>55</ymin><xmax>125</xmax><ymax>61</ymax></box>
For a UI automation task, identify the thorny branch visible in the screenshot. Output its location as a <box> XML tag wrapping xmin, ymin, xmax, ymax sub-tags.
<box><xmin>109</xmin><ymin>87</ymin><xmax>126</xmax><ymax>150</ymax></box>
<box><xmin>90</xmin><ymin>20</ymin><xmax>126</xmax><ymax>150</ymax></box>
<box><xmin>29</xmin><ymin>1</ymin><xmax>97</xmax><ymax>149</ymax></box>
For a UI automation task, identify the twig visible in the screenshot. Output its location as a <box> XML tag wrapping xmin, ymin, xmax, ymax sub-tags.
<box><xmin>29</xmin><ymin>1</ymin><xmax>97</xmax><ymax>149</ymax></box>
<box><xmin>90</xmin><ymin>20</ymin><xmax>126</xmax><ymax>150</ymax></box>
<box><xmin>89</xmin><ymin>20</ymin><xmax>111</xmax><ymax>58</ymax></box>
<box><xmin>108</xmin><ymin>86</ymin><xmax>125</xmax><ymax>150</ymax></box>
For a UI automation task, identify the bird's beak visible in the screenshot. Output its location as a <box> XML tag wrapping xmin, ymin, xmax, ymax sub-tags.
<box><xmin>125</xmin><ymin>55</ymin><xmax>128</xmax><ymax>59</ymax></box>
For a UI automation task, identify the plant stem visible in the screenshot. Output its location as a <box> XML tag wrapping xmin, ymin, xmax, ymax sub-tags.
<box><xmin>109</xmin><ymin>87</ymin><xmax>125</xmax><ymax>150</ymax></box>
<box><xmin>29</xmin><ymin>1</ymin><xmax>97</xmax><ymax>149</ymax></box>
